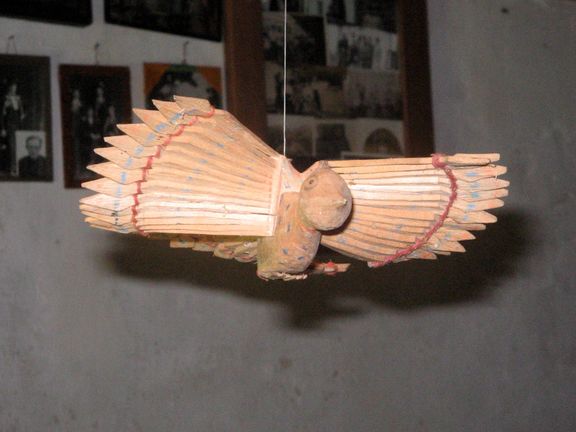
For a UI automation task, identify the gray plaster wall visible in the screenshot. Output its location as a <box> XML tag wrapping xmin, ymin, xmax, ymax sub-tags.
<box><xmin>1</xmin><ymin>0</ymin><xmax>575</xmax><ymax>431</ymax></box>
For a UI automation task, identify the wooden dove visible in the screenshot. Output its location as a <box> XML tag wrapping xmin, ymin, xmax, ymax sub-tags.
<box><xmin>79</xmin><ymin>96</ymin><xmax>509</xmax><ymax>281</ymax></box>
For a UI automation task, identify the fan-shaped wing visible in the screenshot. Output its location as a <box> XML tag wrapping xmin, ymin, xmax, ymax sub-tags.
<box><xmin>321</xmin><ymin>154</ymin><xmax>508</xmax><ymax>266</ymax></box>
<box><xmin>80</xmin><ymin>97</ymin><xmax>282</xmax><ymax>238</ymax></box>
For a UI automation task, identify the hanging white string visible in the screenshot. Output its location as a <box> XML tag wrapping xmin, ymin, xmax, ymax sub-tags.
<box><xmin>282</xmin><ymin>0</ymin><xmax>288</xmax><ymax>156</ymax></box>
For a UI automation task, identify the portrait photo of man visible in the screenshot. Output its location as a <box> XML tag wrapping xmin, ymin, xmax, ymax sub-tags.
<box><xmin>16</xmin><ymin>132</ymin><xmax>49</xmax><ymax>180</ymax></box>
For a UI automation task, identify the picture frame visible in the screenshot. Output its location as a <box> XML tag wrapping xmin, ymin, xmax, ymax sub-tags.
<box><xmin>224</xmin><ymin>0</ymin><xmax>433</xmax><ymax>158</ymax></box>
<box><xmin>0</xmin><ymin>0</ymin><xmax>92</xmax><ymax>27</ymax></box>
<box><xmin>105</xmin><ymin>0</ymin><xmax>222</xmax><ymax>41</ymax></box>
<box><xmin>59</xmin><ymin>65</ymin><xmax>131</xmax><ymax>188</ymax></box>
<box><xmin>0</xmin><ymin>54</ymin><xmax>52</xmax><ymax>182</ymax></box>
<box><xmin>144</xmin><ymin>63</ymin><xmax>223</xmax><ymax>110</ymax></box>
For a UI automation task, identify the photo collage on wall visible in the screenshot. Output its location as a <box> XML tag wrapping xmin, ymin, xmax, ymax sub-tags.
<box><xmin>262</xmin><ymin>0</ymin><xmax>403</xmax><ymax>162</ymax></box>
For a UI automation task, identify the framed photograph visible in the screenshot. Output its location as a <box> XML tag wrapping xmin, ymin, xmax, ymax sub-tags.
<box><xmin>0</xmin><ymin>0</ymin><xmax>92</xmax><ymax>26</ymax></box>
<box><xmin>144</xmin><ymin>63</ymin><xmax>223</xmax><ymax>110</ymax></box>
<box><xmin>263</xmin><ymin>12</ymin><xmax>326</xmax><ymax>66</ymax></box>
<box><xmin>59</xmin><ymin>65</ymin><xmax>131</xmax><ymax>188</ymax></box>
<box><xmin>105</xmin><ymin>0</ymin><xmax>222</xmax><ymax>41</ymax></box>
<box><xmin>0</xmin><ymin>54</ymin><xmax>52</xmax><ymax>182</ymax></box>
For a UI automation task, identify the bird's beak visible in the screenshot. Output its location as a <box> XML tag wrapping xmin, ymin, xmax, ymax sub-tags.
<box><xmin>333</xmin><ymin>198</ymin><xmax>348</xmax><ymax>208</ymax></box>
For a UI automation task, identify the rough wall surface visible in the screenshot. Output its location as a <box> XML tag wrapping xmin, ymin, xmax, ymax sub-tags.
<box><xmin>0</xmin><ymin>0</ymin><xmax>575</xmax><ymax>431</ymax></box>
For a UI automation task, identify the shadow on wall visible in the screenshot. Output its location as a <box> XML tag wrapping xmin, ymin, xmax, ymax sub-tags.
<box><xmin>105</xmin><ymin>210</ymin><xmax>533</xmax><ymax>329</ymax></box>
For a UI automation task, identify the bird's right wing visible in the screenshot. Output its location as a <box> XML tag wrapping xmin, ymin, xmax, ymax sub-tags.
<box><xmin>321</xmin><ymin>154</ymin><xmax>508</xmax><ymax>266</ymax></box>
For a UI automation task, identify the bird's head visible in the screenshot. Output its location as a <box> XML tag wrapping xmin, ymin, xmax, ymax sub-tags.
<box><xmin>298</xmin><ymin>163</ymin><xmax>352</xmax><ymax>231</ymax></box>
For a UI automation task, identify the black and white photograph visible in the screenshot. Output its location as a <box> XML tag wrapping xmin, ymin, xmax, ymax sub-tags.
<box><xmin>144</xmin><ymin>64</ymin><xmax>222</xmax><ymax>110</ymax></box>
<box><xmin>326</xmin><ymin>24</ymin><xmax>397</xmax><ymax>71</ymax></box>
<box><xmin>356</xmin><ymin>0</ymin><xmax>397</xmax><ymax>32</ymax></box>
<box><xmin>267</xmin><ymin>115</ymin><xmax>314</xmax><ymax>157</ymax></box>
<box><xmin>344</xmin><ymin>69</ymin><xmax>402</xmax><ymax>119</ymax></box>
<box><xmin>315</xmin><ymin>122</ymin><xmax>350</xmax><ymax>159</ymax></box>
<box><xmin>266</xmin><ymin>63</ymin><xmax>346</xmax><ymax>117</ymax></box>
<box><xmin>341</xmin><ymin>118</ymin><xmax>403</xmax><ymax>158</ymax></box>
<box><xmin>15</xmin><ymin>131</ymin><xmax>49</xmax><ymax>179</ymax></box>
<box><xmin>105</xmin><ymin>0</ymin><xmax>222</xmax><ymax>41</ymax></box>
<box><xmin>261</xmin><ymin>0</ymin><xmax>324</xmax><ymax>16</ymax></box>
<box><xmin>0</xmin><ymin>54</ymin><xmax>52</xmax><ymax>181</ymax></box>
<box><xmin>60</xmin><ymin>65</ymin><xmax>131</xmax><ymax>188</ymax></box>
<box><xmin>0</xmin><ymin>0</ymin><xmax>92</xmax><ymax>26</ymax></box>
<box><xmin>263</xmin><ymin>12</ymin><xmax>326</xmax><ymax>66</ymax></box>
<box><xmin>325</xmin><ymin>0</ymin><xmax>356</xmax><ymax>24</ymax></box>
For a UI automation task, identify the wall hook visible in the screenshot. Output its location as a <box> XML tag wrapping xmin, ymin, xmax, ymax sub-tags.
<box><xmin>182</xmin><ymin>41</ymin><xmax>190</xmax><ymax>65</ymax></box>
<box><xmin>94</xmin><ymin>42</ymin><xmax>101</xmax><ymax>65</ymax></box>
<box><xmin>6</xmin><ymin>35</ymin><xmax>17</xmax><ymax>54</ymax></box>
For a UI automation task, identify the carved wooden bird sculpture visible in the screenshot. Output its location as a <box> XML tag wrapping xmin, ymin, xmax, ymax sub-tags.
<box><xmin>79</xmin><ymin>97</ymin><xmax>508</xmax><ymax>281</ymax></box>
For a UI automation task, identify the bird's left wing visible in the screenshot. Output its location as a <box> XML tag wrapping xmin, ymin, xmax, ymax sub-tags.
<box><xmin>79</xmin><ymin>97</ymin><xmax>283</xmax><ymax>238</ymax></box>
<box><xmin>321</xmin><ymin>154</ymin><xmax>508</xmax><ymax>266</ymax></box>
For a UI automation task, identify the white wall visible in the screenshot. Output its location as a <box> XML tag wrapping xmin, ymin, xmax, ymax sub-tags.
<box><xmin>0</xmin><ymin>1</ymin><xmax>575</xmax><ymax>431</ymax></box>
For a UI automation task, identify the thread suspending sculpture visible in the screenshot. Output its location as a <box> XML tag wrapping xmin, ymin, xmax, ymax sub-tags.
<box><xmin>79</xmin><ymin>97</ymin><xmax>509</xmax><ymax>281</ymax></box>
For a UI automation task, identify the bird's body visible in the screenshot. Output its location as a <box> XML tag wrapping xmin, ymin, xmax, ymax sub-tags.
<box><xmin>257</xmin><ymin>192</ymin><xmax>321</xmax><ymax>280</ymax></box>
<box><xmin>80</xmin><ymin>97</ymin><xmax>509</xmax><ymax>281</ymax></box>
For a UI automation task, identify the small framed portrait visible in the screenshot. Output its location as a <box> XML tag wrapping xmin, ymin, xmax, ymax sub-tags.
<box><xmin>0</xmin><ymin>0</ymin><xmax>92</xmax><ymax>26</ymax></box>
<box><xmin>0</xmin><ymin>54</ymin><xmax>52</xmax><ymax>182</ymax></box>
<box><xmin>105</xmin><ymin>0</ymin><xmax>222</xmax><ymax>41</ymax></box>
<box><xmin>144</xmin><ymin>63</ymin><xmax>222</xmax><ymax>109</ymax></box>
<box><xmin>59</xmin><ymin>65</ymin><xmax>131</xmax><ymax>188</ymax></box>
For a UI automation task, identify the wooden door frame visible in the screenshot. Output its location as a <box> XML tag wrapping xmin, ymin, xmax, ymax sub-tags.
<box><xmin>223</xmin><ymin>0</ymin><xmax>434</xmax><ymax>156</ymax></box>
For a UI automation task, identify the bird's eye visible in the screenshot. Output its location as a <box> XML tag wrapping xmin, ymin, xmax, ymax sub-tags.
<box><xmin>304</xmin><ymin>176</ymin><xmax>318</xmax><ymax>189</ymax></box>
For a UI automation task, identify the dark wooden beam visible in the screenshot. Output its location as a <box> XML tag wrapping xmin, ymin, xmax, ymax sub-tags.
<box><xmin>398</xmin><ymin>0</ymin><xmax>435</xmax><ymax>156</ymax></box>
<box><xmin>223</xmin><ymin>0</ymin><xmax>268</xmax><ymax>140</ymax></box>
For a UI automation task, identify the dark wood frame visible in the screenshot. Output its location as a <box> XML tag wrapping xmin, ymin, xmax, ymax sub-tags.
<box><xmin>59</xmin><ymin>65</ymin><xmax>132</xmax><ymax>188</ymax></box>
<box><xmin>0</xmin><ymin>0</ymin><xmax>92</xmax><ymax>27</ymax></box>
<box><xmin>224</xmin><ymin>0</ymin><xmax>434</xmax><ymax>156</ymax></box>
<box><xmin>0</xmin><ymin>54</ymin><xmax>52</xmax><ymax>182</ymax></box>
<box><xmin>105</xmin><ymin>0</ymin><xmax>223</xmax><ymax>42</ymax></box>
